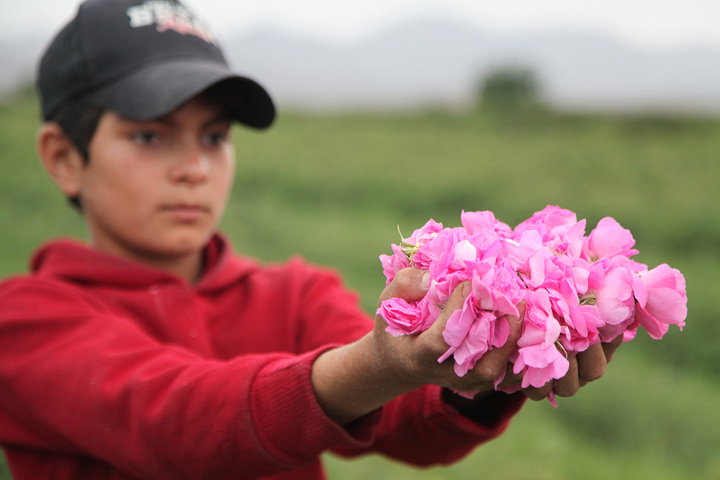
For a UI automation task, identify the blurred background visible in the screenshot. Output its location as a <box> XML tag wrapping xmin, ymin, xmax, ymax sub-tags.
<box><xmin>1</xmin><ymin>1</ymin><xmax>719</xmax><ymax>479</ymax></box>
<box><xmin>3</xmin><ymin>0</ymin><xmax>720</xmax><ymax>114</ymax></box>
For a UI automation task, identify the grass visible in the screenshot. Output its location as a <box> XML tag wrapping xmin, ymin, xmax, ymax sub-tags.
<box><xmin>325</xmin><ymin>353</ymin><xmax>720</xmax><ymax>480</ymax></box>
<box><xmin>1</xmin><ymin>91</ymin><xmax>719</xmax><ymax>479</ymax></box>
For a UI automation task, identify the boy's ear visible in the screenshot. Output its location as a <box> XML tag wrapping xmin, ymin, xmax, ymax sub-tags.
<box><xmin>37</xmin><ymin>122</ymin><xmax>85</xmax><ymax>198</ymax></box>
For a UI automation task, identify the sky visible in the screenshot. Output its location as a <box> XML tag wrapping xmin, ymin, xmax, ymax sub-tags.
<box><xmin>2</xmin><ymin>0</ymin><xmax>720</xmax><ymax>51</ymax></box>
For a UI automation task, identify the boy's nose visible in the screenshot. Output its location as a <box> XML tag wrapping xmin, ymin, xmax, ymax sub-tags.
<box><xmin>170</xmin><ymin>148</ymin><xmax>209</xmax><ymax>184</ymax></box>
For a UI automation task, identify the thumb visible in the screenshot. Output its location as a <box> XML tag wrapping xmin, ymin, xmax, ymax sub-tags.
<box><xmin>379</xmin><ymin>267</ymin><xmax>430</xmax><ymax>305</ymax></box>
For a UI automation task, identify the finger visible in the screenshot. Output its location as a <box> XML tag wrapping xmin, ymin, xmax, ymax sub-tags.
<box><xmin>554</xmin><ymin>355</ymin><xmax>580</xmax><ymax>397</ymax></box>
<box><xmin>602</xmin><ymin>334</ymin><xmax>623</xmax><ymax>363</ymax></box>
<box><xmin>495</xmin><ymin>364</ymin><xmax>523</xmax><ymax>388</ymax></box>
<box><xmin>523</xmin><ymin>381</ymin><xmax>554</xmax><ymax>402</ymax></box>
<box><xmin>576</xmin><ymin>343</ymin><xmax>607</xmax><ymax>383</ymax></box>
<box><xmin>467</xmin><ymin>303</ymin><xmax>525</xmax><ymax>382</ymax></box>
<box><xmin>378</xmin><ymin>267</ymin><xmax>429</xmax><ymax>305</ymax></box>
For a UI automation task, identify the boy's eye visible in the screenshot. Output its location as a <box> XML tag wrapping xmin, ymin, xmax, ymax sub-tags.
<box><xmin>202</xmin><ymin>128</ymin><xmax>230</xmax><ymax>147</ymax></box>
<box><xmin>131</xmin><ymin>131</ymin><xmax>161</xmax><ymax>145</ymax></box>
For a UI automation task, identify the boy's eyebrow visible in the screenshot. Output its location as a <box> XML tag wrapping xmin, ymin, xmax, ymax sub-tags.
<box><xmin>205</xmin><ymin>113</ymin><xmax>233</xmax><ymax>126</ymax></box>
<box><xmin>128</xmin><ymin>111</ymin><xmax>232</xmax><ymax>127</ymax></box>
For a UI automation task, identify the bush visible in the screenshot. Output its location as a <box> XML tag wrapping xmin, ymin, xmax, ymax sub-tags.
<box><xmin>478</xmin><ymin>66</ymin><xmax>542</xmax><ymax>111</ymax></box>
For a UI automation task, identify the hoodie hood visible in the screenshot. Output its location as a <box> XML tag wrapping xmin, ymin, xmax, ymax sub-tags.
<box><xmin>30</xmin><ymin>233</ymin><xmax>260</xmax><ymax>292</ymax></box>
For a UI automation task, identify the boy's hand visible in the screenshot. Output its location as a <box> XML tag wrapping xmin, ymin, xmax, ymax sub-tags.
<box><xmin>373</xmin><ymin>268</ymin><xmax>523</xmax><ymax>394</ymax></box>
<box><xmin>312</xmin><ymin>267</ymin><xmax>621</xmax><ymax>426</ymax></box>
<box><xmin>376</xmin><ymin>268</ymin><xmax>621</xmax><ymax>402</ymax></box>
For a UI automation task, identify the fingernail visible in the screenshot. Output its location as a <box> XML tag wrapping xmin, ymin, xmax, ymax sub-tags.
<box><xmin>421</xmin><ymin>272</ymin><xmax>430</xmax><ymax>290</ymax></box>
<box><xmin>461</xmin><ymin>281</ymin><xmax>472</xmax><ymax>297</ymax></box>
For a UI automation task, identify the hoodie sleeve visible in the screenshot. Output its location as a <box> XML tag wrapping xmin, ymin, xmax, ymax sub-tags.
<box><xmin>335</xmin><ymin>386</ymin><xmax>526</xmax><ymax>465</ymax></box>
<box><xmin>274</xmin><ymin>260</ymin><xmax>527</xmax><ymax>467</ymax></box>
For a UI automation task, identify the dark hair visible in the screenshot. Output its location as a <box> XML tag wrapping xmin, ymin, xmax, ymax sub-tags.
<box><xmin>47</xmin><ymin>101</ymin><xmax>104</xmax><ymax>209</ymax></box>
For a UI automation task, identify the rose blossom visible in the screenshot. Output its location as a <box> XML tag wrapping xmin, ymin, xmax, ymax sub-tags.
<box><xmin>584</xmin><ymin>217</ymin><xmax>639</xmax><ymax>261</ymax></box>
<box><xmin>378</xmin><ymin>298</ymin><xmax>425</xmax><ymax>336</ymax></box>
<box><xmin>376</xmin><ymin>207</ymin><xmax>687</xmax><ymax>405</ymax></box>
<box><xmin>632</xmin><ymin>264</ymin><xmax>687</xmax><ymax>339</ymax></box>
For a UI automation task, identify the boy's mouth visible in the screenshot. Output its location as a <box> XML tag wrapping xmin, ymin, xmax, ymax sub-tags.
<box><xmin>161</xmin><ymin>204</ymin><xmax>210</xmax><ymax>222</ymax></box>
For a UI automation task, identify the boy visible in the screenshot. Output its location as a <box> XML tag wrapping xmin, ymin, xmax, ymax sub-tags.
<box><xmin>0</xmin><ymin>1</ymin><xmax>619</xmax><ymax>479</ymax></box>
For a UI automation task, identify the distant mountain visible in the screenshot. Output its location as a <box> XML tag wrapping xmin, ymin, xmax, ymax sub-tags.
<box><xmin>222</xmin><ymin>17</ymin><xmax>720</xmax><ymax>114</ymax></box>
<box><xmin>3</xmin><ymin>17</ymin><xmax>720</xmax><ymax>114</ymax></box>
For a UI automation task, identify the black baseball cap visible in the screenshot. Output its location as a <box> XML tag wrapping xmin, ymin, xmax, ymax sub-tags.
<box><xmin>37</xmin><ymin>0</ymin><xmax>275</xmax><ymax>128</ymax></box>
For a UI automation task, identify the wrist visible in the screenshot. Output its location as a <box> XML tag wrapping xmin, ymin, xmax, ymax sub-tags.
<box><xmin>312</xmin><ymin>334</ymin><xmax>419</xmax><ymax>426</ymax></box>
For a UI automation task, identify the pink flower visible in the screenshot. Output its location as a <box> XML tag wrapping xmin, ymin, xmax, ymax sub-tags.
<box><xmin>561</xmin><ymin>304</ymin><xmax>603</xmax><ymax>353</ymax></box>
<box><xmin>376</xmin><ymin>207</ymin><xmax>687</xmax><ymax>405</ymax></box>
<box><xmin>416</xmin><ymin>228</ymin><xmax>475</xmax><ymax>277</ymax></box>
<box><xmin>513</xmin><ymin>289</ymin><xmax>570</xmax><ymax>388</ymax></box>
<box><xmin>515</xmin><ymin>205</ymin><xmax>578</xmax><ymax>235</ymax></box>
<box><xmin>379</xmin><ymin>219</ymin><xmax>445</xmax><ymax>283</ymax></box>
<box><xmin>438</xmin><ymin>258</ymin><xmax>524</xmax><ymax>376</ymax></box>
<box><xmin>515</xmin><ymin>342</ymin><xmax>570</xmax><ymax>389</ymax></box>
<box><xmin>405</xmin><ymin>219</ymin><xmax>444</xmax><ymax>246</ymax></box>
<box><xmin>587</xmin><ymin>259</ymin><xmax>637</xmax><ymax>342</ymax></box>
<box><xmin>377</xmin><ymin>298</ymin><xmax>426</xmax><ymax>336</ymax></box>
<box><xmin>442</xmin><ymin>309</ymin><xmax>496</xmax><ymax>377</ymax></box>
<box><xmin>548</xmin><ymin>278</ymin><xmax>602</xmax><ymax>354</ymax></box>
<box><xmin>486</xmin><ymin>261</ymin><xmax>527</xmax><ymax>317</ymax></box>
<box><xmin>500</xmin><ymin>230</ymin><xmax>543</xmax><ymax>273</ymax></box>
<box><xmin>379</xmin><ymin>243</ymin><xmax>411</xmax><ymax>285</ymax></box>
<box><xmin>633</xmin><ymin>264</ymin><xmax>687</xmax><ymax>339</ymax></box>
<box><xmin>584</xmin><ymin>217</ymin><xmax>639</xmax><ymax>261</ymax></box>
<box><xmin>461</xmin><ymin>210</ymin><xmax>512</xmax><ymax>237</ymax></box>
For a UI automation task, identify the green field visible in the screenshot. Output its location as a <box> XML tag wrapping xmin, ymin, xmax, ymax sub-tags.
<box><xmin>1</xmin><ymin>89</ymin><xmax>719</xmax><ymax>479</ymax></box>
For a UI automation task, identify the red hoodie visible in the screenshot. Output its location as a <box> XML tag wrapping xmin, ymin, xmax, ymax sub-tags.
<box><xmin>0</xmin><ymin>234</ymin><xmax>524</xmax><ymax>480</ymax></box>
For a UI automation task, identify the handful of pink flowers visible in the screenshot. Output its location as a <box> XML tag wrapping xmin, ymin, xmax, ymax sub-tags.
<box><xmin>378</xmin><ymin>206</ymin><xmax>687</xmax><ymax>402</ymax></box>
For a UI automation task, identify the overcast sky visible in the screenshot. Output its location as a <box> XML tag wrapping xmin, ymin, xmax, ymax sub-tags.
<box><xmin>2</xmin><ymin>0</ymin><xmax>720</xmax><ymax>51</ymax></box>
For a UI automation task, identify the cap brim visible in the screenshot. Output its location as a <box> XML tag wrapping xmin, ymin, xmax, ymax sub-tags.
<box><xmin>84</xmin><ymin>59</ymin><xmax>275</xmax><ymax>128</ymax></box>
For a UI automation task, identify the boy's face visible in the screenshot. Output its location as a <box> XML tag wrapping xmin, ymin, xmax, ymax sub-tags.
<box><xmin>77</xmin><ymin>95</ymin><xmax>236</xmax><ymax>273</ymax></box>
